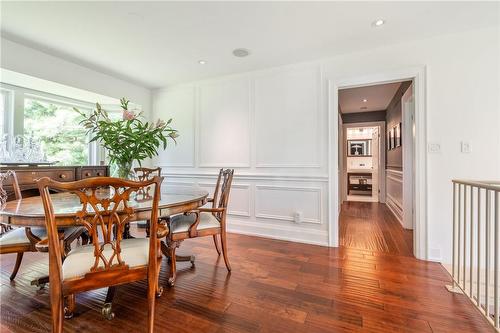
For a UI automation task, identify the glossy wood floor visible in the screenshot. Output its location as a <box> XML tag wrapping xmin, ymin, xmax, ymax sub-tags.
<box><xmin>0</xmin><ymin>202</ymin><xmax>493</xmax><ymax>332</ymax></box>
<box><xmin>340</xmin><ymin>201</ymin><xmax>414</xmax><ymax>256</ymax></box>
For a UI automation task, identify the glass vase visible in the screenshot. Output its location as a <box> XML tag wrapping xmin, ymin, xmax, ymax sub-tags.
<box><xmin>114</xmin><ymin>161</ymin><xmax>133</xmax><ymax>179</ymax></box>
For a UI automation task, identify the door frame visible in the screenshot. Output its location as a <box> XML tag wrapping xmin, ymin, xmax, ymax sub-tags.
<box><xmin>327</xmin><ymin>66</ymin><xmax>428</xmax><ymax>260</ymax></box>
<box><xmin>341</xmin><ymin>122</ymin><xmax>386</xmax><ymax>204</ymax></box>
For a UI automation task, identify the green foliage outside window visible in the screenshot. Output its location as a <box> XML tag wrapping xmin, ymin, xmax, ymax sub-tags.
<box><xmin>24</xmin><ymin>99</ymin><xmax>89</xmax><ymax>166</ymax></box>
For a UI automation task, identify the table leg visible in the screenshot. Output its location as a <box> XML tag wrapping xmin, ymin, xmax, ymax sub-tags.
<box><xmin>160</xmin><ymin>241</ymin><xmax>195</xmax><ymax>264</ymax></box>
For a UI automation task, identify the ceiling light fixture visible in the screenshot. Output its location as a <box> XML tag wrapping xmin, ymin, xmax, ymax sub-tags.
<box><xmin>372</xmin><ymin>19</ymin><xmax>385</xmax><ymax>27</ymax></box>
<box><xmin>233</xmin><ymin>48</ymin><xmax>251</xmax><ymax>57</ymax></box>
<box><xmin>198</xmin><ymin>60</ymin><xmax>206</xmax><ymax>65</ymax></box>
<box><xmin>362</xmin><ymin>99</ymin><xmax>368</xmax><ymax>103</ymax></box>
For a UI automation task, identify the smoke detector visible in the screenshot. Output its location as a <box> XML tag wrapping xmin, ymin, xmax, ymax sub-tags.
<box><xmin>232</xmin><ymin>48</ymin><xmax>251</xmax><ymax>57</ymax></box>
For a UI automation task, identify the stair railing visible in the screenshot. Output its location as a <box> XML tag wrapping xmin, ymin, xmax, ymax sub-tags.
<box><xmin>448</xmin><ymin>180</ymin><xmax>500</xmax><ymax>331</ymax></box>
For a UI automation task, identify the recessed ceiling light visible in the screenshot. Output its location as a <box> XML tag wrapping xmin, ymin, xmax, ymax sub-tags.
<box><xmin>233</xmin><ymin>48</ymin><xmax>251</xmax><ymax>57</ymax></box>
<box><xmin>198</xmin><ymin>60</ymin><xmax>206</xmax><ymax>65</ymax></box>
<box><xmin>372</xmin><ymin>19</ymin><xmax>385</xmax><ymax>27</ymax></box>
<box><xmin>362</xmin><ymin>99</ymin><xmax>368</xmax><ymax>103</ymax></box>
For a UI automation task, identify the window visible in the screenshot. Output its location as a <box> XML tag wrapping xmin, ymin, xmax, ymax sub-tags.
<box><xmin>0</xmin><ymin>89</ymin><xmax>13</xmax><ymax>137</ymax></box>
<box><xmin>23</xmin><ymin>97</ymin><xmax>90</xmax><ymax>166</ymax></box>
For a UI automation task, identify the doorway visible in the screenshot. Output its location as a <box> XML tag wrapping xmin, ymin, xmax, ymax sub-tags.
<box><xmin>328</xmin><ymin>67</ymin><xmax>427</xmax><ymax>260</ymax></box>
<box><xmin>342</xmin><ymin>124</ymin><xmax>385</xmax><ymax>203</ymax></box>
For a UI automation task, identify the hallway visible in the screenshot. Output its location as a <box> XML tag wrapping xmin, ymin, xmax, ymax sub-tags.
<box><xmin>340</xmin><ymin>201</ymin><xmax>414</xmax><ymax>256</ymax></box>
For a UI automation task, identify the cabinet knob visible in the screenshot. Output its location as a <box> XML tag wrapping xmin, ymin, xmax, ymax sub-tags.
<box><xmin>85</xmin><ymin>172</ymin><xmax>91</xmax><ymax>177</ymax></box>
<box><xmin>59</xmin><ymin>174</ymin><xmax>67</xmax><ymax>179</ymax></box>
<box><xmin>97</xmin><ymin>172</ymin><xmax>103</xmax><ymax>176</ymax></box>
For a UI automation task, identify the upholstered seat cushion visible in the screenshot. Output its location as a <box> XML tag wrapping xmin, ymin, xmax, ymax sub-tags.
<box><xmin>170</xmin><ymin>212</ymin><xmax>220</xmax><ymax>234</ymax></box>
<box><xmin>62</xmin><ymin>238</ymin><xmax>150</xmax><ymax>280</ymax></box>
<box><xmin>0</xmin><ymin>227</ymin><xmax>47</xmax><ymax>246</ymax></box>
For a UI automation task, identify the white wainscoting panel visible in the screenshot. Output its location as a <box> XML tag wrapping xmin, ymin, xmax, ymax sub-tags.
<box><xmin>198</xmin><ymin>78</ymin><xmax>251</xmax><ymax>167</ymax></box>
<box><xmin>161</xmin><ymin>172</ymin><xmax>329</xmax><ymax>246</ymax></box>
<box><xmin>198</xmin><ymin>183</ymin><xmax>251</xmax><ymax>217</ymax></box>
<box><xmin>254</xmin><ymin>66</ymin><xmax>321</xmax><ymax>168</ymax></box>
<box><xmin>153</xmin><ymin>87</ymin><xmax>195</xmax><ymax>167</ymax></box>
<box><xmin>255</xmin><ymin>185</ymin><xmax>321</xmax><ymax>224</ymax></box>
<box><xmin>386</xmin><ymin>169</ymin><xmax>403</xmax><ymax>225</ymax></box>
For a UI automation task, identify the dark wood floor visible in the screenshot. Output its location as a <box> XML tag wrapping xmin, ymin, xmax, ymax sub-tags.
<box><xmin>1</xmin><ymin>202</ymin><xmax>493</xmax><ymax>332</ymax></box>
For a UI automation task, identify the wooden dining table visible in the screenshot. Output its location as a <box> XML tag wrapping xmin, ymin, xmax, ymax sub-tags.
<box><xmin>0</xmin><ymin>186</ymin><xmax>209</xmax><ymax>227</ymax></box>
<box><xmin>0</xmin><ymin>186</ymin><xmax>208</xmax><ymax>316</ymax></box>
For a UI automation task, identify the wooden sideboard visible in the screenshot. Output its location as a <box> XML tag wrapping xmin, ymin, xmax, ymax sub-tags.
<box><xmin>0</xmin><ymin>165</ymin><xmax>109</xmax><ymax>200</ymax></box>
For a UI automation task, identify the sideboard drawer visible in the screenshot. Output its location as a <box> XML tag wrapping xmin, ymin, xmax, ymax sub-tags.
<box><xmin>34</xmin><ymin>169</ymin><xmax>76</xmax><ymax>182</ymax></box>
<box><xmin>78</xmin><ymin>167</ymin><xmax>108</xmax><ymax>179</ymax></box>
<box><xmin>9</xmin><ymin>169</ymin><xmax>75</xmax><ymax>184</ymax></box>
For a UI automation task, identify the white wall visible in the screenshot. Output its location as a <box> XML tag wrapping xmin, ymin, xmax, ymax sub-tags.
<box><xmin>0</xmin><ymin>37</ymin><xmax>151</xmax><ymax>112</ymax></box>
<box><xmin>154</xmin><ymin>26</ymin><xmax>499</xmax><ymax>264</ymax></box>
<box><xmin>153</xmin><ymin>64</ymin><xmax>329</xmax><ymax>246</ymax></box>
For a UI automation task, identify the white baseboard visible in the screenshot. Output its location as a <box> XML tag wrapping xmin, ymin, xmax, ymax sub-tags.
<box><xmin>227</xmin><ymin>218</ymin><xmax>329</xmax><ymax>247</ymax></box>
<box><xmin>385</xmin><ymin>195</ymin><xmax>403</xmax><ymax>226</ymax></box>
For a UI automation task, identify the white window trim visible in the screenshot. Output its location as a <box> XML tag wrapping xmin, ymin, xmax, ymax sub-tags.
<box><xmin>0</xmin><ymin>82</ymin><xmax>123</xmax><ymax>166</ymax></box>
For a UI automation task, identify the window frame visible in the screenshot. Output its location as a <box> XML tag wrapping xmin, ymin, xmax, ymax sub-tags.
<box><xmin>0</xmin><ymin>83</ymin><xmax>122</xmax><ymax>166</ymax></box>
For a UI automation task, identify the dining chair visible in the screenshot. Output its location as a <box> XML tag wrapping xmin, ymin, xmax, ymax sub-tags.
<box><xmin>133</xmin><ymin>167</ymin><xmax>162</xmax><ymax>236</ymax></box>
<box><xmin>37</xmin><ymin>176</ymin><xmax>164</xmax><ymax>333</ymax></box>
<box><xmin>0</xmin><ymin>171</ymin><xmax>82</xmax><ymax>281</ymax></box>
<box><xmin>163</xmin><ymin>169</ymin><xmax>234</xmax><ymax>286</ymax></box>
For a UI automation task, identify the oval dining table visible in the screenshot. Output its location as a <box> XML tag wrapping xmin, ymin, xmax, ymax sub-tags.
<box><xmin>0</xmin><ymin>186</ymin><xmax>208</xmax><ymax>316</ymax></box>
<box><xmin>0</xmin><ymin>186</ymin><xmax>208</xmax><ymax>227</ymax></box>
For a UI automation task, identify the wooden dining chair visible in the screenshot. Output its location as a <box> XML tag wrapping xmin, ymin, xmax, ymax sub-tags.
<box><xmin>0</xmin><ymin>171</ymin><xmax>82</xmax><ymax>281</ymax></box>
<box><xmin>133</xmin><ymin>167</ymin><xmax>162</xmax><ymax>235</ymax></box>
<box><xmin>163</xmin><ymin>169</ymin><xmax>234</xmax><ymax>286</ymax></box>
<box><xmin>37</xmin><ymin>176</ymin><xmax>164</xmax><ymax>333</ymax></box>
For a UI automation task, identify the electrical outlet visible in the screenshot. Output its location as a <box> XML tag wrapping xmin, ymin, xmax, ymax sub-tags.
<box><xmin>428</xmin><ymin>143</ymin><xmax>441</xmax><ymax>153</ymax></box>
<box><xmin>461</xmin><ymin>141</ymin><xmax>471</xmax><ymax>153</ymax></box>
<box><xmin>293</xmin><ymin>211</ymin><xmax>303</xmax><ymax>224</ymax></box>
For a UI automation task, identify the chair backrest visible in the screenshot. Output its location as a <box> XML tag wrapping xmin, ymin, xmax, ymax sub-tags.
<box><xmin>133</xmin><ymin>167</ymin><xmax>162</xmax><ymax>200</ymax></box>
<box><xmin>212</xmin><ymin>169</ymin><xmax>234</xmax><ymax>218</ymax></box>
<box><xmin>37</xmin><ymin>176</ymin><xmax>162</xmax><ymax>282</ymax></box>
<box><xmin>134</xmin><ymin>167</ymin><xmax>162</xmax><ymax>181</ymax></box>
<box><xmin>0</xmin><ymin>171</ymin><xmax>22</xmax><ymax>208</ymax></box>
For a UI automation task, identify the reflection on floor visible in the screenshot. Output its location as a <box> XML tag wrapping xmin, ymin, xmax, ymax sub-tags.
<box><xmin>0</xmin><ymin>221</ymin><xmax>492</xmax><ymax>332</ymax></box>
<box><xmin>340</xmin><ymin>201</ymin><xmax>413</xmax><ymax>256</ymax></box>
<box><xmin>346</xmin><ymin>195</ymin><xmax>375</xmax><ymax>203</ymax></box>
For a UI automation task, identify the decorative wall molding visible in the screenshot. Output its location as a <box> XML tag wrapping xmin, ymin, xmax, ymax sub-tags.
<box><xmin>227</xmin><ymin>218</ymin><xmax>329</xmax><ymax>246</ymax></box>
<box><xmin>197</xmin><ymin>78</ymin><xmax>252</xmax><ymax>168</ymax></box>
<box><xmin>386</xmin><ymin>193</ymin><xmax>403</xmax><ymax>224</ymax></box>
<box><xmin>153</xmin><ymin>86</ymin><xmax>196</xmax><ymax>167</ymax></box>
<box><xmin>198</xmin><ymin>182</ymin><xmax>251</xmax><ymax>217</ymax></box>
<box><xmin>386</xmin><ymin>169</ymin><xmax>403</xmax><ymax>224</ymax></box>
<box><xmin>161</xmin><ymin>171</ymin><xmax>329</xmax><ymax>183</ymax></box>
<box><xmin>255</xmin><ymin>185</ymin><xmax>322</xmax><ymax>224</ymax></box>
<box><xmin>254</xmin><ymin>65</ymin><xmax>322</xmax><ymax>168</ymax></box>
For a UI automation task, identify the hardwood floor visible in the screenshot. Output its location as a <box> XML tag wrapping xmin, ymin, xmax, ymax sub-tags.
<box><xmin>340</xmin><ymin>201</ymin><xmax>413</xmax><ymax>256</ymax></box>
<box><xmin>0</xmin><ymin>203</ymin><xmax>494</xmax><ymax>332</ymax></box>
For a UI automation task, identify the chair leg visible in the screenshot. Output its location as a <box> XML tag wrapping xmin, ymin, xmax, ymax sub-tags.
<box><xmin>220</xmin><ymin>230</ymin><xmax>231</xmax><ymax>272</ymax></box>
<box><xmin>147</xmin><ymin>268</ymin><xmax>156</xmax><ymax>333</ymax></box>
<box><xmin>213</xmin><ymin>234</ymin><xmax>221</xmax><ymax>255</ymax></box>
<box><xmin>156</xmin><ymin>256</ymin><xmax>163</xmax><ymax>297</ymax></box>
<box><xmin>10</xmin><ymin>252</ymin><xmax>24</xmax><ymax>281</ymax></box>
<box><xmin>50</xmin><ymin>285</ymin><xmax>64</xmax><ymax>333</ymax></box>
<box><xmin>145</xmin><ymin>220</ymin><xmax>150</xmax><ymax>237</ymax></box>
<box><xmin>167</xmin><ymin>244</ymin><xmax>177</xmax><ymax>287</ymax></box>
<box><xmin>64</xmin><ymin>294</ymin><xmax>75</xmax><ymax>319</ymax></box>
<box><xmin>101</xmin><ymin>286</ymin><xmax>116</xmax><ymax>320</ymax></box>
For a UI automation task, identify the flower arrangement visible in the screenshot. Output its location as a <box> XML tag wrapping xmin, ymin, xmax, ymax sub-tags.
<box><xmin>76</xmin><ymin>98</ymin><xmax>178</xmax><ymax>178</ymax></box>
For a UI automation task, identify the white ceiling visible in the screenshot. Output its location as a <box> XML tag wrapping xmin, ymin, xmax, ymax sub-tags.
<box><xmin>339</xmin><ymin>82</ymin><xmax>402</xmax><ymax>113</ymax></box>
<box><xmin>1</xmin><ymin>2</ymin><xmax>498</xmax><ymax>88</ymax></box>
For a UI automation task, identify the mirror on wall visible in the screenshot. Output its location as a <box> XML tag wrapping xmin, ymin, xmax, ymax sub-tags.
<box><xmin>347</xmin><ymin>139</ymin><xmax>372</xmax><ymax>156</ymax></box>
